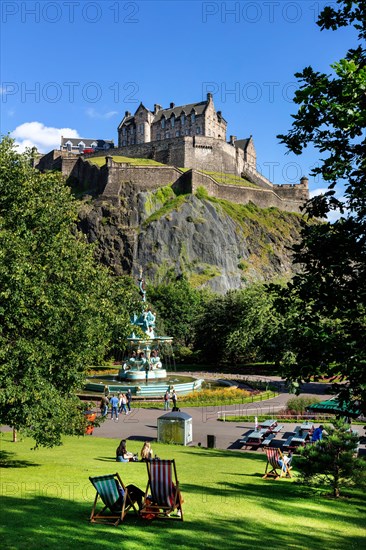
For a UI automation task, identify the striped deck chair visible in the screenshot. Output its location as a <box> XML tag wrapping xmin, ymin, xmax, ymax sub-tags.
<box><xmin>89</xmin><ymin>473</ymin><xmax>137</xmax><ymax>526</ymax></box>
<box><xmin>140</xmin><ymin>459</ymin><xmax>183</xmax><ymax>521</ymax></box>
<box><xmin>262</xmin><ymin>448</ymin><xmax>292</xmax><ymax>479</ymax></box>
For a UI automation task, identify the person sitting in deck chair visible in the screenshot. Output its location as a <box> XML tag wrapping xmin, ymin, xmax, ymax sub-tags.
<box><xmin>278</xmin><ymin>450</ymin><xmax>292</xmax><ymax>473</ymax></box>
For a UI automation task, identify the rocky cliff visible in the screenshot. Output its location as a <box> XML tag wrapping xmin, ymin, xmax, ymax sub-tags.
<box><xmin>77</xmin><ymin>185</ymin><xmax>304</xmax><ymax>293</ymax></box>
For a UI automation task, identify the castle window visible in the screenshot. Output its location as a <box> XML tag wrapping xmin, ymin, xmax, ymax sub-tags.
<box><xmin>181</xmin><ymin>114</ymin><xmax>185</xmax><ymax>125</ymax></box>
<box><xmin>191</xmin><ymin>113</ymin><xmax>196</xmax><ymax>123</ymax></box>
<box><xmin>175</xmin><ymin>131</ymin><xmax>179</xmax><ymax>137</ymax></box>
<box><xmin>122</xmin><ymin>127</ymin><xmax>126</xmax><ymax>135</ymax></box>
<box><xmin>122</xmin><ymin>140</ymin><xmax>126</xmax><ymax>146</ymax></box>
<box><xmin>185</xmin><ymin>129</ymin><xmax>190</xmax><ymax>136</ymax></box>
<box><xmin>165</xmin><ymin>132</ymin><xmax>170</xmax><ymax>139</ymax></box>
<box><xmin>139</xmin><ymin>124</ymin><xmax>144</xmax><ymax>134</ymax></box>
<box><xmin>161</xmin><ymin>118</ymin><xmax>165</xmax><ymax>129</ymax></box>
<box><xmin>157</xmin><ymin>134</ymin><xmax>161</xmax><ymax>140</ymax></box>
<box><xmin>171</xmin><ymin>115</ymin><xmax>175</xmax><ymax>128</ymax></box>
<box><xmin>196</xmin><ymin>127</ymin><xmax>201</xmax><ymax>134</ymax></box>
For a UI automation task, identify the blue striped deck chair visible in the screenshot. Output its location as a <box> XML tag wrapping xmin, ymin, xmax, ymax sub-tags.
<box><xmin>140</xmin><ymin>460</ymin><xmax>183</xmax><ymax>521</ymax></box>
<box><xmin>262</xmin><ymin>448</ymin><xmax>292</xmax><ymax>479</ymax></box>
<box><xmin>89</xmin><ymin>472</ymin><xmax>137</xmax><ymax>526</ymax></box>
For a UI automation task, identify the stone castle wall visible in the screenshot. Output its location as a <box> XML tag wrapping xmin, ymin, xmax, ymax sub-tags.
<box><xmin>89</xmin><ymin>135</ymin><xmax>272</xmax><ymax>186</ymax></box>
<box><xmin>190</xmin><ymin>170</ymin><xmax>305</xmax><ymax>212</ymax></box>
<box><xmin>35</xmin><ymin>146</ymin><xmax>308</xmax><ymax>213</ymax></box>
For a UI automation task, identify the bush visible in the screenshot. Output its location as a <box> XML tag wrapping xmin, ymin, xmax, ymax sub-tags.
<box><xmin>285</xmin><ymin>396</ymin><xmax>321</xmax><ymax>415</ymax></box>
<box><xmin>180</xmin><ymin>387</ymin><xmax>250</xmax><ymax>405</ymax></box>
<box><xmin>296</xmin><ymin>420</ymin><xmax>366</xmax><ymax>497</ymax></box>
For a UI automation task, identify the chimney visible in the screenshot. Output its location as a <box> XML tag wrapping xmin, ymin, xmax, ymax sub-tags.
<box><xmin>229</xmin><ymin>135</ymin><xmax>236</xmax><ymax>145</ymax></box>
<box><xmin>207</xmin><ymin>92</ymin><xmax>213</xmax><ymax>101</ymax></box>
<box><xmin>125</xmin><ymin>111</ymin><xmax>131</xmax><ymax>117</ymax></box>
<box><xmin>170</xmin><ymin>102</ymin><xmax>175</xmax><ymax>109</ymax></box>
<box><xmin>154</xmin><ymin>104</ymin><xmax>162</xmax><ymax>114</ymax></box>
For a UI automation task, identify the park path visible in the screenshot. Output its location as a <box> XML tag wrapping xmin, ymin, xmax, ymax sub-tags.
<box><xmin>92</xmin><ymin>377</ymin><xmax>355</xmax><ymax>451</ymax></box>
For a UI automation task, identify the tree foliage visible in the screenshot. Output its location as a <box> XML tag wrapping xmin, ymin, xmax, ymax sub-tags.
<box><xmin>147</xmin><ymin>276</ymin><xmax>207</xmax><ymax>347</ymax></box>
<box><xmin>0</xmin><ymin>137</ymin><xmax>134</xmax><ymax>446</ymax></box>
<box><xmin>194</xmin><ymin>284</ymin><xmax>278</xmax><ymax>364</ymax></box>
<box><xmin>274</xmin><ymin>0</ymin><xmax>366</xmax><ymax>412</ymax></box>
<box><xmin>296</xmin><ymin>420</ymin><xmax>366</xmax><ymax>497</ymax></box>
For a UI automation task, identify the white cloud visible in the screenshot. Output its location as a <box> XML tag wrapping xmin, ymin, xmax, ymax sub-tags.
<box><xmin>85</xmin><ymin>108</ymin><xmax>118</xmax><ymax>119</ymax></box>
<box><xmin>310</xmin><ymin>187</ymin><xmax>328</xmax><ymax>198</ymax></box>
<box><xmin>11</xmin><ymin>122</ymin><xmax>80</xmax><ymax>153</ymax></box>
<box><xmin>309</xmin><ymin>187</ymin><xmax>347</xmax><ymax>223</ymax></box>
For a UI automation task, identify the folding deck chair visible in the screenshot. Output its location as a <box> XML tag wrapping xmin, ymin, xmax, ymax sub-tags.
<box><xmin>89</xmin><ymin>472</ymin><xmax>138</xmax><ymax>526</ymax></box>
<box><xmin>262</xmin><ymin>448</ymin><xmax>292</xmax><ymax>479</ymax></box>
<box><xmin>140</xmin><ymin>459</ymin><xmax>184</xmax><ymax>521</ymax></box>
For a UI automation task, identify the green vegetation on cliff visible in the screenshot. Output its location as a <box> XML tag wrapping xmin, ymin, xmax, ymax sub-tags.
<box><xmin>143</xmin><ymin>192</ymin><xmax>188</xmax><ymax>226</ymax></box>
<box><xmin>209</xmin><ymin>197</ymin><xmax>302</xmax><ymax>236</ymax></box>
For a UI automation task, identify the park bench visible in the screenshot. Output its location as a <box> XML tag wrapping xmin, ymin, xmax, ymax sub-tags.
<box><xmin>282</xmin><ymin>436</ymin><xmax>294</xmax><ymax>450</ymax></box>
<box><xmin>262</xmin><ymin>433</ymin><xmax>275</xmax><ymax>448</ymax></box>
<box><xmin>271</xmin><ymin>424</ymin><xmax>283</xmax><ymax>434</ymax></box>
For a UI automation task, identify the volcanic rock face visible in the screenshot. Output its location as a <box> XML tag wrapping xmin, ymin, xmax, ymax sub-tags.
<box><xmin>77</xmin><ymin>189</ymin><xmax>303</xmax><ymax>293</ymax></box>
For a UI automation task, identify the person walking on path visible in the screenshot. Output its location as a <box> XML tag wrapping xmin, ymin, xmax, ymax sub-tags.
<box><xmin>100</xmin><ymin>395</ymin><xmax>109</xmax><ymax>417</ymax></box>
<box><xmin>118</xmin><ymin>393</ymin><xmax>127</xmax><ymax>415</ymax></box>
<box><xmin>171</xmin><ymin>389</ymin><xmax>178</xmax><ymax>411</ymax></box>
<box><xmin>126</xmin><ymin>389</ymin><xmax>132</xmax><ymax>413</ymax></box>
<box><xmin>164</xmin><ymin>390</ymin><xmax>170</xmax><ymax>411</ymax></box>
<box><xmin>110</xmin><ymin>394</ymin><xmax>119</xmax><ymax>420</ymax></box>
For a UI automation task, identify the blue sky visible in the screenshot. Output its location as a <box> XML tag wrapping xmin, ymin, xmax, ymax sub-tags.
<box><xmin>0</xmin><ymin>0</ymin><xmax>356</xmax><ymax>195</ymax></box>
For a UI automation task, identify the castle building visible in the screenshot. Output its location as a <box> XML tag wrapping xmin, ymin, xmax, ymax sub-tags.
<box><xmin>118</xmin><ymin>93</ymin><xmax>228</xmax><ymax>146</ymax></box>
<box><xmin>35</xmin><ymin>93</ymin><xmax>309</xmax><ymax>216</ymax></box>
<box><xmin>60</xmin><ymin>137</ymin><xmax>114</xmax><ymax>154</ymax></box>
<box><xmin>117</xmin><ymin>93</ymin><xmax>257</xmax><ymax>171</ymax></box>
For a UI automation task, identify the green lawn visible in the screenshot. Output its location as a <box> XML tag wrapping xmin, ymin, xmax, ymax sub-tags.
<box><xmin>198</xmin><ymin>170</ymin><xmax>259</xmax><ymax>188</ymax></box>
<box><xmin>1</xmin><ymin>432</ymin><xmax>365</xmax><ymax>549</ymax></box>
<box><xmin>87</xmin><ymin>156</ymin><xmax>166</xmax><ymax>167</ymax></box>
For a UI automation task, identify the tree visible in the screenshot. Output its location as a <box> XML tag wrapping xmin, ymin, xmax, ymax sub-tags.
<box><xmin>0</xmin><ymin>137</ymin><xmax>133</xmax><ymax>447</ymax></box>
<box><xmin>275</xmin><ymin>0</ymin><xmax>366</xmax><ymax>413</ymax></box>
<box><xmin>295</xmin><ymin>420</ymin><xmax>366</xmax><ymax>497</ymax></box>
<box><xmin>147</xmin><ymin>276</ymin><xmax>207</xmax><ymax>347</ymax></box>
<box><xmin>194</xmin><ymin>284</ymin><xmax>278</xmax><ymax>364</ymax></box>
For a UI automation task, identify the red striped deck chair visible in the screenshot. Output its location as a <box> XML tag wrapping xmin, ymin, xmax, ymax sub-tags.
<box><xmin>89</xmin><ymin>473</ymin><xmax>138</xmax><ymax>526</ymax></box>
<box><xmin>140</xmin><ymin>459</ymin><xmax>183</xmax><ymax>521</ymax></box>
<box><xmin>262</xmin><ymin>448</ymin><xmax>292</xmax><ymax>479</ymax></box>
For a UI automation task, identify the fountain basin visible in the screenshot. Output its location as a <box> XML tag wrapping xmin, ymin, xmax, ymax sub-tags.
<box><xmin>119</xmin><ymin>368</ymin><xmax>167</xmax><ymax>381</ymax></box>
<box><xmin>84</xmin><ymin>374</ymin><xmax>204</xmax><ymax>398</ymax></box>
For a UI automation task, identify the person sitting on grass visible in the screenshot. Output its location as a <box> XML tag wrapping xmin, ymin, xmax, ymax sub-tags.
<box><xmin>140</xmin><ymin>441</ymin><xmax>153</xmax><ymax>461</ymax></box>
<box><xmin>116</xmin><ymin>439</ymin><xmax>134</xmax><ymax>462</ymax></box>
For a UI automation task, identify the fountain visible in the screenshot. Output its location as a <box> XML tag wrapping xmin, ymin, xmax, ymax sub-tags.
<box><xmin>84</xmin><ymin>270</ymin><xmax>204</xmax><ymax>398</ymax></box>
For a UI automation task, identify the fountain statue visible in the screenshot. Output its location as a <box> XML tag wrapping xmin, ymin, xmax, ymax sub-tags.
<box><xmin>84</xmin><ymin>270</ymin><xmax>203</xmax><ymax>397</ymax></box>
<box><xmin>118</xmin><ymin>269</ymin><xmax>173</xmax><ymax>382</ymax></box>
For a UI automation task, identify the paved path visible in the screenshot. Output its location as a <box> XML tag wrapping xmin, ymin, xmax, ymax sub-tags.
<box><xmin>92</xmin><ymin>379</ymin><xmax>364</xmax><ymax>450</ymax></box>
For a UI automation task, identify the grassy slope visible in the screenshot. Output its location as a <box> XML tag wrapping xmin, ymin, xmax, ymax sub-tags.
<box><xmin>198</xmin><ymin>170</ymin><xmax>259</xmax><ymax>188</ymax></box>
<box><xmin>1</xmin><ymin>432</ymin><xmax>365</xmax><ymax>550</ymax></box>
<box><xmin>87</xmin><ymin>156</ymin><xmax>166</xmax><ymax>167</ymax></box>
